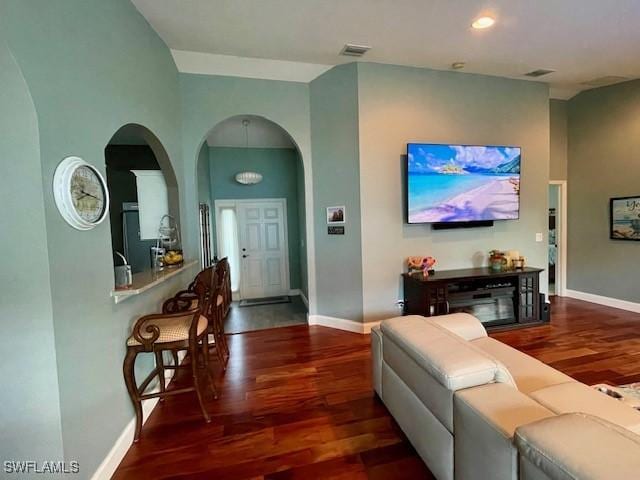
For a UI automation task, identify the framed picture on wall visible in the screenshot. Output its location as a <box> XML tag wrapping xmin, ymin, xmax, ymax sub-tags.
<box><xmin>327</xmin><ymin>206</ymin><xmax>346</xmax><ymax>225</ymax></box>
<box><xmin>610</xmin><ymin>196</ymin><xmax>640</xmax><ymax>241</ymax></box>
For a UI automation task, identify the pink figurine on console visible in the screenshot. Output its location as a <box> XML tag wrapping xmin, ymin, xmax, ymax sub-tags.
<box><xmin>407</xmin><ymin>256</ymin><xmax>437</xmax><ymax>278</ymax></box>
<box><xmin>421</xmin><ymin>256</ymin><xmax>436</xmax><ymax>277</ymax></box>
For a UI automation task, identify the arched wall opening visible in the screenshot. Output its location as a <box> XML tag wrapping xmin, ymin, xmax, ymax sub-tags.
<box><xmin>105</xmin><ymin>123</ymin><xmax>181</xmax><ymax>278</ymax></box>
<box><xmin>195</xmin><ymin>115</ymin><xmax>310</xmax><ymax>320</ymax></box>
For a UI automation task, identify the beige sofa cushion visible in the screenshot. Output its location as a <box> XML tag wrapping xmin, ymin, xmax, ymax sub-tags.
<box><xmin>454</xmin><ymin>383</ymin><xmax>555</xmax><ymax>480</ymax></box>
<box><xmin>472</xmin><ymin>337</ymin><xmax>574</xmax><ymax>393</ymax></box>
<box><xmin>455</xmin><ymin>383</ymin><xmax>556</xmax><ymax>440</ymax></box>
<box><xmin>381</xmin><ymin>316</ymin><xmax>513</xmax><ymax>391</ymax></box>
<box><xmin>515</xmin><ymin>413</ymin><xmax>640</xmax><ymax>480</ymax></box>
<box><xmin>428</xmin><ymin>312</ymin><xmax>488</xmax><ymax>341</ymax></box>
<box><xmin>528</xmin><ymin>381</ymin><xmax>640</xmax><ymax>433</ymax></box>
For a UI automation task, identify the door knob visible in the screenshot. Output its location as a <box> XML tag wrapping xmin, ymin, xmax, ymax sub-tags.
<box><xmin>242</xmin><ymin>254</ymin><xmax>248</xmax><ymax>258</ymax></box>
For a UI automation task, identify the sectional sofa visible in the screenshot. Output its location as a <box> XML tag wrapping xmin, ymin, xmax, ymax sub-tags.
<box><xmin>371</xmin><ymin>313</ymin><xmax>640</xmax><ymax>480</ymax></box>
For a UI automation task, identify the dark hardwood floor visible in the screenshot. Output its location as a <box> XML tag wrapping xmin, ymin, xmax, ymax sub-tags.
<box><xmin>493</xmin><ymin>297</ymin><xmax>640</xmax><ymax>386</ymax></box>
<box><xmin>113</xmin><ymin>297</ymin><xmax>640</xmax><ymax>479</ymax></box>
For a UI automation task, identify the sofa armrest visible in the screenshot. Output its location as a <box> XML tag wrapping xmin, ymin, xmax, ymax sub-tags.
<box><xmin>454</xmin><ymin>383</ymin><xmax>554</xmax><ymax>480</ymax></box>
<box><xmin>515</xmin><ymin>413</ymin><xmax>640</xmax><ymax>480</ymax></box>
<box><xmin>428</xmin><ymin>313</ymin><xmax>487</xmax><ymax>341</ymax></box>
<box><xmin>370</xmin><ymin>326</ymin><xmax>383</xmax><ymax>397</ymax></box>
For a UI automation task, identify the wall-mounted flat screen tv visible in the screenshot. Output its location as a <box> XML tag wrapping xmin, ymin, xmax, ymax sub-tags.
<box><xmin>407</xmin><ymin>143</ymin><xmax>521</xmax><ymax>224</ymax></box>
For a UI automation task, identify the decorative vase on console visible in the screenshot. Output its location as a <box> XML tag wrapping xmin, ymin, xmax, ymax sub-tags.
<box><xmin>488</xmin><ymin>250</ymin><xmax>508</xmax><ymax>272</ymax></box>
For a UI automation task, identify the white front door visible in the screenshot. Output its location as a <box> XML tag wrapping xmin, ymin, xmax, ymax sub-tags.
<box><xmin>237</xmin><ymin>200</ymin><xmax>289</xmax><ymax>299</ymax></box>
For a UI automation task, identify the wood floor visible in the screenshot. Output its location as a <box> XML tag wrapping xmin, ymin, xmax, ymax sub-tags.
<box><xmin>113</xmin><ymin>297</ymin><xmax>640</xmax><ymax>479</ymax></box>
<box><xmin>493</xmin><ymin>297</ymin><xmax>640</xmax><ymax>386</ymax></box>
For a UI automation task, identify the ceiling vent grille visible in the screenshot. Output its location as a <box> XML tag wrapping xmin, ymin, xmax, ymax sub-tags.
<box><xmin>340</xmin><ymin>44</ymin><xmax>371</xmax><ymax>57</ymax></box>
<box><xmin>524</xmin><ymin>69</ymin><xmax>555</xmax><ymax>78</ymax></box>
<box><xmin>581</xmin><ymin>76</ymin><xmax>628</xmax><ymax>87</ymax></box>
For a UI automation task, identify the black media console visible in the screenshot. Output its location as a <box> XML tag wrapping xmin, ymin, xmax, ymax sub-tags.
<box><xmin>402</xmin><ymin>267</ymin><xmax>547</xmax><ymax>331</ymax></box>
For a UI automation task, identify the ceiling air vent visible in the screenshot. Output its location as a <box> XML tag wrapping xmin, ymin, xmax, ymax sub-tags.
<box><xmin>581</xmin><ymin>76</ymin><xmax>628</xmax><ymax>87</ymax></box>
<box><xmin>340</xmin><ymin>43</ymin><xmax>371</xmax><ymax>57</ymax></box>
<box><xmin>524</xmin><ymin>69</ymin><xmax>555</xmax><ymax>78</ymax></box>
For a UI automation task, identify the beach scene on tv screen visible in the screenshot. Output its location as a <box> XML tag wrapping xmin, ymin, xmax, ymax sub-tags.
<box><xmin>408</xmin><ymin>144</ymin><xmax>521</xmax><ymax>223</ymax></box>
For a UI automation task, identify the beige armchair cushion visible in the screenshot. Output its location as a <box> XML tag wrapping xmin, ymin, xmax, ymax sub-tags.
<box><xmin>515</xmin><ymin>413</ymin><xmax>640</xmax><ymax>480</ymax></box>
<box><xmin>127</xmin><ymin>314</ymin><xmax>208</xmax><ymax>346</ymax></box>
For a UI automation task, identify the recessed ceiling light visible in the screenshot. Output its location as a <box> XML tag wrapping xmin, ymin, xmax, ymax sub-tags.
<box><xmin>471</xmin><ymin>16</ymin><xmax>496</xmax><ymax>29</ymax></box>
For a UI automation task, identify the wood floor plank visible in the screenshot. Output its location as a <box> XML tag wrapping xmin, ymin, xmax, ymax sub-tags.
<box><xmin>114</xmin><ymin>297</ymin><xmax>640</xmax><ymax>479</ymax></box>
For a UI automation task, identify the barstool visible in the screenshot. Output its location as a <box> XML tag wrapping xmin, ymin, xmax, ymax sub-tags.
<box><xmin>164</xmin><ymin>264</ymin><xmax>230</xmax><ymax>368</ymax></box>
<box><xmin>122</xmin><ymin>283</ymin><xmax>217</xmax><ymax>442</ymax></box>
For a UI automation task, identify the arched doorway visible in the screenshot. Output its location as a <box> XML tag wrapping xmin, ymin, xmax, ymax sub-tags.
<box><xmin>196</xmin><ymin>115</ymin><xmax>309</xmax><ymax>333</ymax></box>
<box><xmin>105</xmin><ymin>124</ymin><xmax>180</xmax><ymax>280</ymax></box>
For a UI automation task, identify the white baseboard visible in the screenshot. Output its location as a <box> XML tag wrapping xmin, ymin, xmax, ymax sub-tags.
<box><xmin>298</xmin><ymin>290</ymin><xmax>309</xmax><ymax>309</ymax></box>
<box><xmin>91</xmin><ymin>351</ymin><xmax>186</xmax><ymax>480</ymax></box>
<box><xmin>288</xmin><ymin>289</ymin><xmax>310</xmax><ymax>309</ymax></box>
<box><xmin>566</xmin><ymin>289</ymin><xmax>640</xmax><ymax>314</ymax></box>
<box><xmin>308</xmin><ymin>314</ymin><xmax>380</xmax><ymax>334</ymax></box>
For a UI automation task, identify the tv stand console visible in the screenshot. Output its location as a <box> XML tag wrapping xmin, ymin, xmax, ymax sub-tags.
<box><xmin>402</xmin><ymin>267</ymin><xmax>546</xmax><ymax>331</ymax></box>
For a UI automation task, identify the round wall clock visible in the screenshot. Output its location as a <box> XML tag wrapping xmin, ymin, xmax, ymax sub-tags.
<box><xmin>53</xmin><ymin>156</ymin><xmax>110</xmax><ymax>230</ymax></box>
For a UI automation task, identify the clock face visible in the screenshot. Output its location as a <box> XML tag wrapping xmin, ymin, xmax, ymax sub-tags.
<box><xmin>70</xmin><ymin>165</ymin><xmax>106</xmax><ymax>223</ymax></box>
<box><xmin>54</xmin><ymin>156</ymin><xmax>110</xmax><ymax>230</ymax></box>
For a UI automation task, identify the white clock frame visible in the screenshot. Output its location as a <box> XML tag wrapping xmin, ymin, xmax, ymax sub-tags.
<box><xmin>53</xmin><ymin>156</ymin><xmax>110</xmax><ymax>230</ymax></box>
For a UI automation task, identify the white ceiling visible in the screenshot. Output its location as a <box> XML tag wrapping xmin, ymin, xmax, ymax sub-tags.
<box><xmin>132</xmin><ymin>0</ymin><xmax>640</xmax><ymax>99</ymax></box>
<box><xmin>206</xmin><ymin>115</ymin><xmax>295</xmax><ymax>148</ymax></box>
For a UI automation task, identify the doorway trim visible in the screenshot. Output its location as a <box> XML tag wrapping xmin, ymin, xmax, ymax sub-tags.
<box><xmin>214</xmin><ymin>198</ymin><xmax>291</xmax><ymax>300</ymax></box>
<box><xmin>549</xmin><ymin>180</ymin><xmax>567</xmax><ymax>297</ymax></box>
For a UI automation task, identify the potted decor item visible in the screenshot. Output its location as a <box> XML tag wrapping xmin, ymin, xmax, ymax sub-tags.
<box><xmin>489</xmin><ymin>250</ymin><xmax>508</xmax><ymax>272</ymax></box>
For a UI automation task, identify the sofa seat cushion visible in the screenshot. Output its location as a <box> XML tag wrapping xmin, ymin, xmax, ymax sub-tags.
<box><xmin>455</xmin><ymin>383</ymin><xmax>555</xmax><ymax>440</ymax></box>
<box><xmin>528</xmin><ymin>382</ymin><xmax>640</xmax><ymax>434</ymax></box>
<box><xmin>381</xmin><ymin>316</ymin><xmax>513</xmax><ymax>391</ymax></box>
<box><xmin>515</xmin><ymin>413</ymin><xmax>640</xmax><ymax>480</ymax></box>
<box><xmin>472</xmin><ymin>337</ymin><xmax>574</xmax><ymax>394</ymax></box>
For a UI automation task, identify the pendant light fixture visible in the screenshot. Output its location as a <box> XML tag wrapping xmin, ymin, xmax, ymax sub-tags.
<box><xmin>235</xmin><ymin>118</ymin><xmax>263</xmax><ymax>185</ymax></box>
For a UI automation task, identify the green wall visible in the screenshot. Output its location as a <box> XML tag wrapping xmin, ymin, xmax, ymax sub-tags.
<box><xmin>311</xmin><ymin>63</ymin><xmax>362</xmax><ymax>321</ymax></box>
<box><xmin>310</xmin><ymin>64</ymin><xmax>364</xmax><ymax>321</ymax></box>
<box><xmin>1</xmin><ymin>0</ymin><xmax>199</xmax><ymax>476</ymax></box>
<box><xmin>208</xmin><ymin>146</ymin><xmax>304</xmax><ymax>290</ymax></box>
<box><xmin>357</xmin><ymin>62</ymin><xmax>550</xmax><ymax>321</ymax></box>
<box><xmin>550</xmin><ymin>99</ymin><xmax>568</xmax><ymax>181</ymax></box>
<box><xmin>567</xmin><ymin>80</ymin><xmax>640</xmax><ymax>302</ymax></box>
<box><xmin>0</xmin><ymin>30</ymin><xmax>65</xmax><ymax>474</ymax></box>
<box><xmin>179</xmin><ymin>73</ymin><xmax>317</xmax><ymax>311</ymax></box>
<box><xmin>296</xmin><ymin>158</ymin><xmax>308</xmax><ymax>298</ymax></box>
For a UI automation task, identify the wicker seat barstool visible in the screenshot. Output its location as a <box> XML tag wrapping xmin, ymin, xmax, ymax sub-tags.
<box><xmin>122</xmin><ymin>281</ymin><xmax>217</xmax><ymax>442</ymax></box>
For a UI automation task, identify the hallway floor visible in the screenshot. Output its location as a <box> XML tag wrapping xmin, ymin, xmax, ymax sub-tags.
<box><xmin>225</xmin><ymin>295</ymin><xmax>308</xmax><ymax>334</ymax></box>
